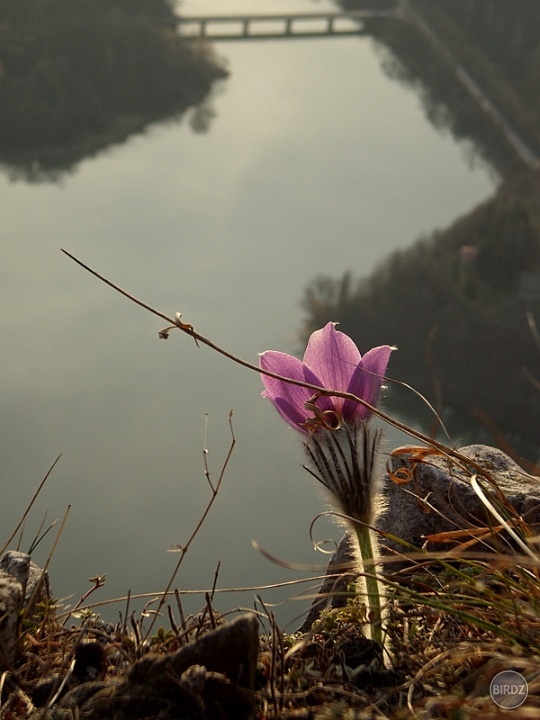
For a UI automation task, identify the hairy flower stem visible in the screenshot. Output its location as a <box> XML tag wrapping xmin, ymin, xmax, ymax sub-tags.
<box><xmin>355</xmin><ymin>524</ymin><xmax>383</xmax><ymax>647</ymax></box>
<box><xmin>303</xmin><ymin>421</ymin><xmax>384</xmax><ymax>647</ymax></box>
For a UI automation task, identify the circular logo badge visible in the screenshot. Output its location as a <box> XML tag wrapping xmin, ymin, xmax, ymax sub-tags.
<box><xmin>490</xmin><ymin>670</ymin><xmax>528</xmax><ymax>709</ymax></box>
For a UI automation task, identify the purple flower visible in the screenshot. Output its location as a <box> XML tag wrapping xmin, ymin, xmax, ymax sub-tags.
<box><xmin>259</xmin><ymin>323</ymin><xmax>392</xmax><ymax>434</ymax></box>
<box><xmin>260</xmin><ymin>324</ymin><xmax>392</xmax><ymax>641</ymax></box>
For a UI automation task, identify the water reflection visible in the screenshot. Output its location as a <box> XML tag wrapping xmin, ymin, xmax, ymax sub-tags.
<box><xmin>0</xmin><ymin>1</ymin><xmax>496</xmax><ymax>624</ymax></box>
<box><xmin>0</xmin><ymin>0</ymin><xmax>226</xmax><ymax>181</ymax></box>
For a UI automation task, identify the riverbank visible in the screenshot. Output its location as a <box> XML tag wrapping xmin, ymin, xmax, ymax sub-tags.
<box><xmin>302</xmin><ymin>1</ymin><xmax>540</xmax><ymax>461</ymax></box>
<box><xmin>0</xmin><ymin>0</ymin><xmax>227</xmax><ymax>180</ymax></box>
<box><xmin>339</xmin><ymin>0</ymin><xmax>540</xmax><ymax>178</ymax></box>
<box><xmin>302</xmin><ymin>165</ymin><xmax>540</xmax><ymax>463</ymax></box>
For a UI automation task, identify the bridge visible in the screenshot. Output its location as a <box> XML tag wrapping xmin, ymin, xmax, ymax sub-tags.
<box><xmin>174</xmin><ymin>4</ymin><xmax>538</xmax><ymax>169</ymax></box>
<box><xmin>175</xmin><ymin>10</ymin><xmax>400</xmax><ymax>42</ymax></box>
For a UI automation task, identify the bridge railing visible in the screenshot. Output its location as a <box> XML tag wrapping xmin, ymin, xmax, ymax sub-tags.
<box><xmin>175</xmin><ymin>11</ymin><xmax>397</xmax><ymax>41</ymax></box>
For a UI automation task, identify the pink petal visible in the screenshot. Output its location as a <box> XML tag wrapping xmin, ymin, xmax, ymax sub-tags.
<box><xmin>303</xmin><ymin>323</ymin><xmax>361</xmax><ymax>398</ymax></box>
<box><xmin>259</xmin><ymin>351</ymin><xmax>323</xmax><ymax>432</ymax></box>
<box><xmin>344</xmin><ymin>345</ymin><xmax>393</xmax><ymax>421</ymax></box>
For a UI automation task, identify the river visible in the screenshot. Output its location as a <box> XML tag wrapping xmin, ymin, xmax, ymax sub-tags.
<box><xmin>0</xmin><ymin>0</ymin><xmax>496</xmax><ymax>626</ymax></box>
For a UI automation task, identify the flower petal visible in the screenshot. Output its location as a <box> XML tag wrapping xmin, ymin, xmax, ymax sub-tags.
<box><xmin>303</xmin><ymin>323</ymin><xmax>361</xmax><ymax>412</ymax></box>
<box><xmin>259</xmin><ymin>351</ymin><xmax>323</xmax><ymax>433</ymax></box>
<box><xmin>344</xmin><ymin>345</ymin><xmax>393</xmax><ymax>421</ymax></box>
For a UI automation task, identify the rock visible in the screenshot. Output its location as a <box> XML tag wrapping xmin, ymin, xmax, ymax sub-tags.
<box><xmin>32</xmin><ymin>640</ymin><xmax>108</xmax><ymax>707</ymax></box>
<box><xmin>378</xmin><ymin>444</ymin><xmax>540</xmax><ymax>557</ymax></box>
<box><xmin>1</xmin><ymin>550</ymin><xmax>50</xmax><ymax>608</ymax></box>
<box><xmin>0</xmin><ymin>569</ymin><xmax>24</xmax><ymax>667</ymax></box>
<box><xmin>302</xmin><ymin>445</ymin><xmax>540</xmax><ymax>629</ymax></box>
<box><xmin>79</xmin><ymin>613</ymin><xmax>260</xmax><ymax>719</ymax></box>
<box><xmin>0</xmin><ymin>551</ymin><xmax>31</xmax><ymax>591</ymax></box>
<box><xmin>0</xmin><ymin>551</ymin><xmax>50</xmax><ymax>667</ymax></box>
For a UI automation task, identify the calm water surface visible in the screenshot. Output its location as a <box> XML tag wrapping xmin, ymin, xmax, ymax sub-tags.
<box><xmin>0</xmin><ymin>0</ymin><xmax>496</xmax><ymax>624</ymax></box>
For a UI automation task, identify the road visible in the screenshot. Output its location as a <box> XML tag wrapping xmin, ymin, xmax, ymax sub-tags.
<box><xmin>399</xmin><ymin>0</ymin><xmax>539</xmax><ymax>169</ymax></box>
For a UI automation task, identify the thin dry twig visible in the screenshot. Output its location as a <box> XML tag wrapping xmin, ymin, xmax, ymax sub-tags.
<box><xmin>142</xmin><ymin>410</ymin><xmax>236</xmax><ymax>641</ymax></box>
<box><xmin>61</xmin><ymin>249</ymin><xmax>515</xmax><ymax>496</ymax></box>
<box><xmin>61</xmin><ymin>572</ymin><xmax>106</xmax><ymax>627</ymax></box>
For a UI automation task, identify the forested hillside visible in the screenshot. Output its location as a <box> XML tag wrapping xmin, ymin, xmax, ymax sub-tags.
<box><xmin>302</xmin><ymin>169</ymin><xmax>540</xmax><ymax>458</ymax></box>
<box><xmin>0</xmin><ymin>0</ymin><xmax>227</xmax><ymax>178</ymax></box>
<box><xmin>306</xmin><ymin>1</ymin><xmax>540</xmax><ymax>459</ymax></box>
<box><xmin>340</xmin><ymin>0</ymin><xmax>540</xmax><ymax>177</ymax></box>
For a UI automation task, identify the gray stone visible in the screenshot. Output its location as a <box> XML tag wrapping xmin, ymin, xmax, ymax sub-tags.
<box><xmin>378</xmin><ymin>443</ymin><xmax>540</xmax><ymax>557</ymax></box>
<box><xmin>0</xmin><ymin>551</ymin><xmax>31</xmax><ymax>590</ymax></box>
<box><xmin>0</xmin><ymin>569</ymin><xmax>24</xmax><ymax>667</ymax></box>
<box><xmin>0</xmin><ymin>551</ymin><xmax>51</xmax><ymax>667</ymax></box>
<box><xmin>0</xmin><ymin>550</ymin><xmax>50</xmax><ymax>608</ymax></box>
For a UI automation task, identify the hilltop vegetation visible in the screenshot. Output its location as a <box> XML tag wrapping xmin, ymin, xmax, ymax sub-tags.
<box><xmin>302</xmin><ymin>168</ymin><xmax>540</xmax><ymax>458</ymax></box>
<box><xmin>302</xmin><ymin>1</ymin><xmax>540</xmax><ymax>457</ymax></box>
<box><xmin>0</xmin><ymin>0</ymin><xmax>227</xmax><ymax>179</ymax></box>
<box><xmin>408</xmin><ymin>0</ymin><xmax>540</xmax><ymax>175</ymax></box>
<box><xmin>340</xmin><ymin>0</ymin><xmax>540</xmax><ymax>177</ymax></box>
